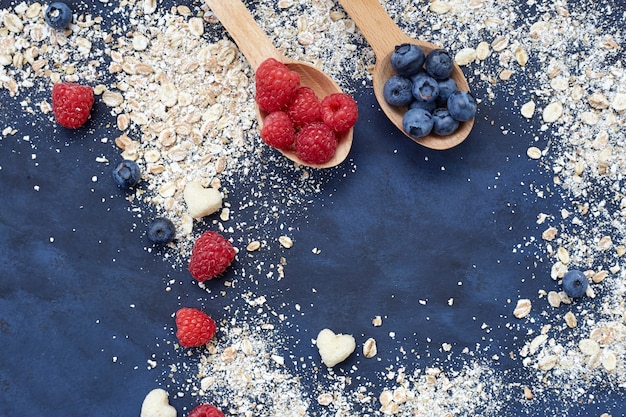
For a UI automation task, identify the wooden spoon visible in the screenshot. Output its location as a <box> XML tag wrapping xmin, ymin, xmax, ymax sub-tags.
<box><xmin>337</xmin><ymin>0</ymin><xmax>474</xmax><ymax>150</ymax></box>
<box><xmin>204</xmin><ymin>0</ymin><xmax>353</xmax><ymax>168</ymax></box>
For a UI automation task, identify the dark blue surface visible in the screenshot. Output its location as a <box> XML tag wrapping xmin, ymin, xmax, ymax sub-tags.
<box><xmin>1</xmin><ymin>1</ymin><xmax>625</xmax><ymax>416</ymax></box>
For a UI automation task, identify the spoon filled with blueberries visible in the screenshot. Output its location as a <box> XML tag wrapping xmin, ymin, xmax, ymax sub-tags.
<box><xmin>337</xmin><ymin>0</ymin><xmax>476</xmax><ymax>150</ymax></box>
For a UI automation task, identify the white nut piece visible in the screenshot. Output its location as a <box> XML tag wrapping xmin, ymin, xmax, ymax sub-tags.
<box><xmin>316</xmin><ymin>328</ymin><xmax>356</xmax><ymax>367</ymax></box>
<box><xmin>183</xmin><ymin>181</ymin><xmax>222</xmax><ymax>219</ymax></box>
<box><xmin>140</xmin><ymin>388</ymin><xmax>177</xmax><ymax>417</ymax></box>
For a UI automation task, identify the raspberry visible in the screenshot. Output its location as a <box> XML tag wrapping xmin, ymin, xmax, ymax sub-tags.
<box><xmin>51</xmin><ymin>82</ymin><xmax>94</xmax><ymax>129</ymax></box>
<box><xmin>188</xmin><ymin>231</ymin><xmax>236</xmax><ymax>282</ymax></box>
<box><xmin>260</xmin><ymin>111</ymin><xmax>296</xmax><ymax>150</ymax></box>
<box><xmin>188</xmin><ymin>404</ymin><xmax>225</xmax><ymax>417</ymax></box>
<box><xmin>255</xmin><ymin>58</ymin><xmax>300</xmax><ymax>112</ymax></box>
<box><xmin>295</xmin><ymin>122</ymin><xmax>338</xmax><ymax>165</ymax></box>
<box><xmin>175</xmin><ymin>307</ymin><xmax>217</xmax><ymax>348</ymax></box>
<box><xmin>320</xmin><ymin>93</ymin><xmax>358</xmax><ymax>132</ymax></box>
<box><xmin>286</xmin><ymin>87</ymin><xmax>321</xmax><ymax>128</ymax></box>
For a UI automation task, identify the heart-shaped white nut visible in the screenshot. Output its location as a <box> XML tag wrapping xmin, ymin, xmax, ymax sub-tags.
<box><xmin>140</xmin><ymin>388</ymin><xmax>177</xmax><ymax>417</ymax></box>
<box><xmin>183</xmin><ymin>181</ymin><xmax>222</xmax><ymax>219</ymax></box>
<box><xmin>316</xmin><ymin>328</ymin><xmax>356</xmax><ymax>367</ymax></box>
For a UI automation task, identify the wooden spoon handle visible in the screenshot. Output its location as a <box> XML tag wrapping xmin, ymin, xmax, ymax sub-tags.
<box><xmin>336</xmin><ymin>0</ymin><xmax>410</xmax><ymax>58</ymax></box>
<box><xmin>204</xmin><ymin>0</ymin><xmax>282</xmax><ymax>69</ymax></box>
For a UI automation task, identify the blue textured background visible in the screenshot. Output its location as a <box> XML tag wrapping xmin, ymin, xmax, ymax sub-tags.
<box><xmin>1</xmin><ymin>0</ymin><xmax>624</xmax><ymax>416</ymax></box>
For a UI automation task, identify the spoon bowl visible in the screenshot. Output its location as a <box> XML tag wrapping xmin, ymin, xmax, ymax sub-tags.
<box><xmin>204</xmin><ymin>0</ymin><xmax>353</xmax><ymax>168</ymax></box>
<box><xmin>337</xmin><ymin>0</ymin><xmax>474</xmax><ymax>150</ymax></box>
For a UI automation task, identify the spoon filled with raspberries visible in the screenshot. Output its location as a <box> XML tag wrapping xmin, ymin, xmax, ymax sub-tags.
<box><xmin>338</xmin><ymin>0</ymin><xmax>474</xmax><ymax>150</ymax></box>
<box><xmin>204</xmin><ymin>0</ymin><xmax>358</xmax><ymax>168</ymax></box>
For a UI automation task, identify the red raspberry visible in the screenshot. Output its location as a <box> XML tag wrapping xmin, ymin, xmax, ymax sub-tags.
<box><xmin>295</xmin><ymin>122</ymin><xmax>338</xmax><ymax>165</ymax></box>
<box><xmin>188</xmin><ymin>404</ymin><xmax>225</xmax><ymax>417</ymax></box>
<box><xmin>51</xmin><ymin>82</ymin><xmax>94</xmax><ymax>129</ymax></box>
<box><xmin>286</xmin><ymin>87</ymin><xmax>321</xmax><ymax>128</ymax></box>
<box><xmin>175</xmin><ymin>308</ymin><xmax>217</xmax><ymax>348</ymax></box>
<box><xmin>320</xmin><ymin>93</ymin><xmax>358</xmax><ymax>132</ymax></box>
<box><xmin>255</xmin><ymin>58</ymin><xmax>301</xmax><ymax>112</ymax></box>
<box><xmin>188</xmin><ymin>231</ymin><xmax>236</xmax><ymax>282</ymax></box>
<box><xmin>260</xmin><ymin>111</ymin><xmax>296</xmax><ymax>150</ymax></box>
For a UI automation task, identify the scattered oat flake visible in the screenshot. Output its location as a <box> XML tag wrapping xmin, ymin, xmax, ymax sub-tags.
<box><xmin>520</xmin><ymin>101</ymin><xmax>536</xmax><ymax>118</ymax></box>
<box><xmin>542</xmin><ymin>101</ymin><xmax>564</xmax><ymax>123</ymax></box>
<box><xmin>526</xmin><ymin>146</ymin><xmax>542</xmax><ymax>160</ymax></box>
<box><xmin>513</xmin><ymin>299</ymin><xmax>532</xmax><ymax>319</ymax></box>
<box><xmin>278</xmin><ymin>236</ymin><xmax>293</xmax><ymax>248</ymax></box>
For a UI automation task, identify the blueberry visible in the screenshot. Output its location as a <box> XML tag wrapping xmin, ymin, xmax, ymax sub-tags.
<box><xmin>562</xmin><ymin>269</ymin><xmax>588</xmax><ymax>298</ymax></box>
<box><xmin>112</xmin><ymin>160</ymin><xmax>141</xmax><ymax>188</ymax></box>
<box><xmin>409</xmin><ymin>99</ymin><xmax>437</xmax><ymax>114</ymax></box>
<box><xmin>437</xmin><ymin>77</ymin><xmax>457</xmax><ymax>106</ymax></box>
<box><xmin>402</xmin><ymin>108</ymin><xmax>433</xmax><ymax>139</ymax></box>
<box><xmin>390</xmin><ymin>43</ymin><xmax>425</xmax><ymax>77</ymax></box>
<box><xmin>431</xmin><ymin>108</ymin><xmax>459</xmax><ymax>136</ymax></box>
<box><xmin>383</xmin><ymin>75</ymin><xmax>414</xmax><ymax>106</ymax></box>
<box><xmin>411</xmin><ymin>73</ymin><xmax>439</xmax><ymax>103</ymax></box>
<box><xmin>424</xmin><ymin>49</ymin><xmax>454</xmax><ymax>80</ymax></box>
<box><xmin>147</xmin><ymin>217</ymin><xmax>176</xmax><ymax>245</ymax></box>
<box><xmin>447</xmin><ymin>91</ymin><xmax>477</xmax><ymax>121</ymax></box>
<box><xmin>45</xmin><ymin>2</ymin><xmax>73</xmax><ymax>30</ymax></box>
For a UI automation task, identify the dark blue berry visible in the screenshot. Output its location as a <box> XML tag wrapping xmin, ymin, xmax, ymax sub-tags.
<box><xmin>432</xmin><ymin>108</ymin><xmax>459</xmax><ymax>136</ymax></box>
<box><xmin>411</xmin><ymin>73</ymin><xmax>439</xmax><ymax>103</ymax></box>
<box><xmin>45</xmin><ymin>2</ymin><xmax>73</xmax><ymax>30</ymax></box>
<box><xmin>147</xmin><ymin>217</ymin><xmax>176</xmax><ymax>245</ymax></box>
<box><xmin>390</xmin><ymin>43</ymin><xmax>425</xmax><ymax>77</ymax></box>
<box><xmin>409</xmin><ymin>99</ymin><xmax>437</xmax><ymax>114</ymax></box>
<box><xmin>447</xmin><ymin>91</ymin><xmax>477</xmax><ymax>121</ymax></box>
<box><xmin>402</xmin><ymin>107</ymin><xmax>433</xmax><ymax>139</ymax></box>
<box><xmin>112</xmin><ymin>160</ymin><xmax>141</xmax><ymax>188</ymax></box>
<box><xmin>424</xmin><ymin>49</ymin><xmax>454</xmax><ymax>80</ymax></box>
<box><xmin>562</xmin><ymin>269</ymin><xmax>588</xmax><ymax>298</ymax></box>
<box><xmin>383</xmin><ymin>75</ymin><xmax>414</xmax><ymax>106</ymax></box>
<box><xmin>437</xmin><ymin>78</ymin><xmax>457</xmax><ymax>106</ymax></box>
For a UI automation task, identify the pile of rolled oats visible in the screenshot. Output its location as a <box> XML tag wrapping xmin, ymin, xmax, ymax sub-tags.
<box><xmin>2</xmin><ymin>0</ymin><xmax>626</xmax><ymax>415</ymax></box>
